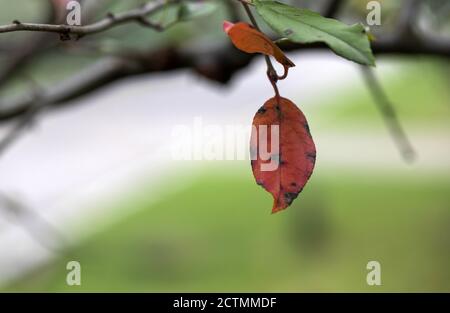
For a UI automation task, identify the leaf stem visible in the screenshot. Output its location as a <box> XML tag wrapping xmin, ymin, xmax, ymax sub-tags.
<box><xmin>239</xmin><ymin>0</ymin><xmax>280</xmax><ymax>98</ymax></box>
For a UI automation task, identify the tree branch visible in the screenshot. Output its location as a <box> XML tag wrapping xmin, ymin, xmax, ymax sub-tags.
<box><xmin>0</xmin><ymin>44</ymin><xmax>254</xmax><ymax>123</ymax></box>
<box><xmin>0</xmin><ymin>0</ymin><xmax>196</xmax><ymax>36</ymax></box>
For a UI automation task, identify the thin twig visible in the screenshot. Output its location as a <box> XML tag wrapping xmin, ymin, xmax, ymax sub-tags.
<box><xmin>360</xmin><ymin>67</ymin><xmax>416</xmax><ymax>162</ymax></box>
<box><xmin>0</xmin><ymin>0</ymin><xmax>198</xmax><ymax>36</ymax></box>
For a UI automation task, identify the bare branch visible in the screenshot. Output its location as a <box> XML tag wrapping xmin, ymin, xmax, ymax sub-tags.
<box><xmin>0</xmin><ymin>33</ymin><xmax>449</xmax><ymax>125</ymax></box>
<box><xmin>0</xmin><ymin>44</ymin><xmax>253</xmax><ymax>123</ymax></box>
<box><xmin>0</xmin><ymin>0</ymin><xmax>196</xmax><ymax>36</ymax></box>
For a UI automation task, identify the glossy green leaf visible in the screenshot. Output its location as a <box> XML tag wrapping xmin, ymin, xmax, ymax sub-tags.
<box><xmin>253</xmin><ymin>0</ymin><xmax>375</xmax><ymax>66</ymax></box>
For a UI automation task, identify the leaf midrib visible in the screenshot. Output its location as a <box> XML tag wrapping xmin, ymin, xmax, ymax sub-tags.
<box><xmin>260</xmin><ymin>6</ymin><xmax>370</xmax><ymax>63</ymax></box>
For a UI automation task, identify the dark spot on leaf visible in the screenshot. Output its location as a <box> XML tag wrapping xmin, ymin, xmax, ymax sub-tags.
<box><xmin>306</xmin><ymin>152</ymin><xmax>316</xmax><ymax>163</ymax></box>
<box><xmin>291</xmin><ymin>182</ymin><xmax>297</xmax><ymax>187</ymax></box>
<box><xmin>257</xmin><ymin>106</ymin><xmax>267</xmax><ymax>114</ymax></box>
<box><xmin>284</xmin><ymin>192</ymin><xmax>299</xmax><ymax>205</ymax></box>
<box><xmin>303</xmin><ymin>122</ymin><xmax>312</xmax><ymax>138</ymax></box>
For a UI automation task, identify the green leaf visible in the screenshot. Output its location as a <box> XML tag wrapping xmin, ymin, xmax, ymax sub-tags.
<box><xmin>253</xmin><ymin>0</ymin><xmax>376</xmax><ymax>66</ymax></box>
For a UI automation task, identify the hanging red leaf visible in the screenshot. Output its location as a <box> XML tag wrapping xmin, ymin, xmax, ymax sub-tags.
<box><xmin>223</xmin><ymin>21</ymin><xmax>295</xmax><ymax>73</ymax></box>
<box><xmin>250</xmin><ymin>97</ymin><xmax>316</xmax><ymax>213</ymax></box>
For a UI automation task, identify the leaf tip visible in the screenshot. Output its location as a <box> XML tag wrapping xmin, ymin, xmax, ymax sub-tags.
<box><xmin>223</xmin><ymin>20</ymin><xmax>234</xmax><ymax>34</ymax></box>
<box><xmin>271</xmin><ymin>204</ymin><xmax>287</xmax><ymax>214</ymax></box>
<box><xmin>272</xmin><ymin>196</ymin><xmax>290</xmax><ymax>214</ymax></box>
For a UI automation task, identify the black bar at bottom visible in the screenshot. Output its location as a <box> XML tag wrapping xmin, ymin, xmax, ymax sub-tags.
<box><xmin>0</xmin><ymin>293</ymin><xmax>449</xmax><ymax>311</ymax></box>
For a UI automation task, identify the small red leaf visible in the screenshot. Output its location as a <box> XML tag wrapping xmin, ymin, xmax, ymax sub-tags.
<box><xmin>223</xmin><ymin>21</ymin><xmax>295</xmax><ymax>71</ymax></box>
<box><xmin>250</xmin><ymin>97</ymin><xmax>316</xmax><ymax>213</ymax></box>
